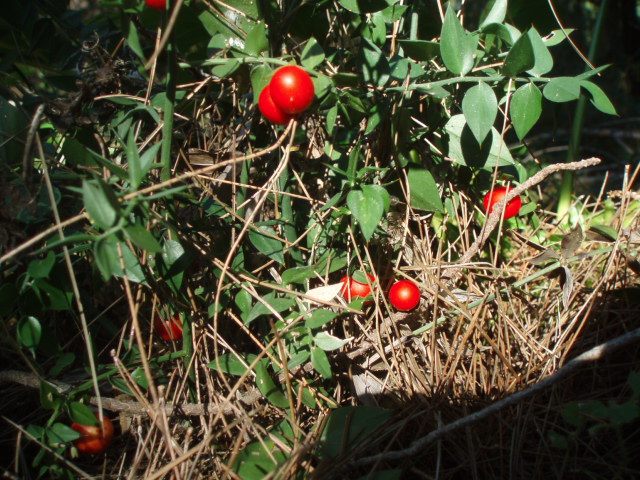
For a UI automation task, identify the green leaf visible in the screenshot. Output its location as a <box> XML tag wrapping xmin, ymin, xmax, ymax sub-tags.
<box><xmin>254</xmin><ymin>361</ymin><xmax>289</xmax><ymax>408</ymax></box>
<box><xmin>314</xmin><ymin>331</ymin><xmax>350</xmax><ymax>351</ymax></box>
<box><xmin>502</xmin><ymin>30</ymin><xmax>535</xmax><ymax>77</ymax></box>
<box><xmin>94</xmin><ymin>237</ymin><xmax>120</xmax><ymax>281</ymax></box>
<box><xmin>580</xmin><ymin>81</ymin><xmax>618</xmax><ymax>116</ymax></box>
<box><xmin>407</xmin><ymin>168</ymin><xmax>444</xmax><ymax>213</ymax></box>
<box><xmin>18</xmin><ymin>316</ymin><xmax>41</xmax><ymax>351</ymax></box>
<box><xmin>207</xmin><ymin>353</ymin><xmax>258</xmax><ymax>376</ymax></box>
<box><xmin>481</xmin><ymin>23</ymin><xmax>521</xmax><ymax>45</ymax></box>
<box><xmin>358</xmin><ymin>37</ymin><xmax>390</xmax><ymax>87</ymax></box>
<box><xmin>82</xmin><ymin>179</ymin><xmax>121</xmax><ymax>230</ymax></box>
<box><xmin>338</xmin><ymin>0</ymin><xmax>390</xmax><ymax>14</ymax></box>
<box><xmin>398</xmin><ymin>40</ymin><xmax>440</xmax><ymax>61</ymax></box>
<box><xmin>233</xmin><ymin>421</ymin><xmax>292</xmax><ymax>477</ymax></box>
<box><xmin>588</xmin><ymin>224</ymin><xmax>618</xmax><ymax>241</ymax></box>
<box><xmin>115</xmin><ymin>242</ymin><xmax>147</xmax><ymax>284</ymax></box>
<box><xmin>160</xmin><ymin>239</ymin><xmax>187</xmax><ymax>290</ymax></box>
<box><xmin>301</xmin><ymin>37</ymin><xmax>325</xmax><ymax>69</ymax></box>
<box><xmin>246</xmin><ymin>292</ymin><xmax>295</xmax><ymax>324</ymax></box>
<box><xmin>526</xmin><ymin>27</ymin><xmax>553</xmax><ymax>76</ymax></box>
<box><xmin>306</xmin><ymin>309</ymin><xmax>338</xmax><ymax>329</ymax></box>
<box><xmin>27</xmin><ymin>251</ymin><xmax>56</xmax><ymax>279</ymax></box>
<box><xmin>40</xmin><ymin>381</ymin><xmax>62</xmax><ymax>410</ymax></box>
<box><xmin>543</xmin><ymin>77</ymin><xmax>581</xmax><ymax>103</ymax></box>
<box><xmin>543</xmin><ymin>29</ymin><xmax>575</xmax><ymax>47</ymax></box>
<box><xmin>440</xmin><ymin>6</ymin><xmax>476</xmax><ymax>75</ymax></box>
<box><xmin>347</xmin><ymin>187</ymin><xmax>386</xmax><ymax>242</ymax></box>
<box><xmin>248</xmin><ymin>225</ymin><xmax>285</xmax><ymax>264</ymax></box>
<box><xmin>480</xmin><ymin>0</ymin><xmax>507</xmax><ymax>28</ymax></box>
<box><xmin>250</xmin><ymin>65</ymin><xmax>273</xmax><ymax>106</ymax></box>
<box><xmin>320</xmin><ymin>406</ymin><xmax>393</xmax><ymax>458</ymax></box>
<box><xmin>311</xmin><ymin>347</ymin><xmax>333</xmax><ymax>378</ymax></box>
<box><xmin>126</xmin><ymin>131</ymin><xmax>142</xmax><ymax>190</ymax></box>
<box><xmin>445</xmin><ymin>114</ymin><xmax>515</xmax><ymax>168</ymax></box>
<box><xmin>462</xmin><ymin>82</ymin><xmax>497</xmax><ymax>145</ymax></box>
<box><xmin>48</xmin><ymin>423</ymin><xmax>81</xmax><ymax>445</ymax></box>
<box><xmin>510</xmin><ymin>82</ymin><xmax>542</xmax><ymax>140</ymax></box>
<box><xmin>68</xmin><ymin>402</ymin><xmax>99</xmax><ymax>426</ymax></box>
<box><xmin>244</xmin><ymin>21</ymin><xmax>268</xmax><ymax>56</ymax></box>
<box><xmin>125</xmin><ymin>224</ymin><xmax>162</xmax><ymax>253</ymax></box>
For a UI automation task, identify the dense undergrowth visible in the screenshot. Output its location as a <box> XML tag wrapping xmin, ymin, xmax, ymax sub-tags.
<box><xmin>1</xmin><ymin>0</ymin><xmax>639</xmax><ymax>478</ymax></box>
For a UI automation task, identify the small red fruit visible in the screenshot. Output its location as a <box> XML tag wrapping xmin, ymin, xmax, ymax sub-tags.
<box><xmin>258</xmin><ymin>84</ymin><xmax>295</xmax><ymax>125</ymax></box>
<box><xmin>71</xmin><ymin>413</ymin><xmax>114</xmax><ymax>455</ymax></box>
<box><xmin>145</xmin><ymin>0</ymin><xmax>169</xmax><ymax>10</ymax></box>
<box><xmin>269</xmin><ymin>65</ymin><xmax>315</xmax><ymax>115</ymax></box>
<box><xmin>483</xmin><ymin>186</ymin><xmax>522</xmax><ymax>220</ymax></box>
<box><xmin>154</xmin><ymin>314</ymin><xmax>183</xmax><ymax>341</ymax></box>
<box><xmin>388</xmin><ymin>279</ymin><xmax>421</xmax><ymax>311</ymax></box>
<box><xmin>340</xmin><ymin>273</ymin><xmax>375</xmax><ymax>301</ymax></box>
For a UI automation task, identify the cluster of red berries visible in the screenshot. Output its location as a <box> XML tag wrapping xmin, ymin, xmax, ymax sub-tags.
<box><xmin>340</xmin><ymin>274</ymin><xmax>421</xmax><ymax>312</ymax></box>
<box><xmin>258</xmin><ymin>66</ymin><xmax>315</xmax><ymax>125</ymax></box>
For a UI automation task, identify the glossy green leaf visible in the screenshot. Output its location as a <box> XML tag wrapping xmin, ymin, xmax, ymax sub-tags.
<box><xmin>246</xmin><ymin>292</ymin><xmax>295</xmax><ymax>323</ymax></box>
<box><xmin>311</xmin><ymin>347</ymin><xmax>333</xmax><ymax>378</ymax></box>
<box><xmin>160</xmin><ymin>239</ymin><xmax>187</xmax><ymax>290</ymax></box>
<box><xmin>82</xmin><ymin>179</ymin><xmax>121</xmax><ymax>230</ymax></box>
<box><xmin>115</xmin><ymin>242</ymin><xmax>147</xmax><ymax>284</ymax></box>
<box><xmin>526</xmin><ymin>27</ymin><xmax>553</xmax><ymax>76</ymax></box>
<box><xmin>301</xmin><ymin>37</ymin><xmax>325</xmax><ymax>69</ymax></box>
<box><xmin>48</xmin><ymin>423</ymin><xmax>80</xmax><ymax>445</ymax></box>
<box><xmin>543</xmin><ymin>29</ymin><xmax>575</xmax><ymax>47</ymax></box>
<box><xmin>207</xmin><ymin>353</ymin><xmax>258</xmax><ymax>376</ymax></box>
<box><xmin>510</xmin><ymin>82</ymin><xmax>542</xmax><ymax>140</ymax></box>
<box><xmin>320</xmin><ymin>406</ymin><xmax>393</xmax><ymax>458</ymax></box>
<box><xmin>314</xmin><ymin>331</ymin><xmax>350</xmax><ymax>351</ymax></box>
<box><xmin>18</xmin><ymin>316</ymin><xmax>41</xmax><ymax>351</ymax></box>
<box><xmin>358</xmin><ymin>37</ymin><xmax>390</xmax><ymax>87</ymax></box>
<box><xmin>480</xmin><ymin>0</ymin><xmax>507</xmax><ymax>28</ymax></box>
<box><xmin>244</xmin><ymin>21</ymin><xmax>268</xmax><ymax>56</ymax></box>
<box><xmin>254</xmin><ymin>361</ymin><xmax>289</xmax><ymax>408</ymax></box>
<box><xmin>407</xmin><ymin>168</ymin><xmax>444</xmax><ymax>213</ymax></box>
<box><xmin>543</xmin><ymin>77</ymin><xmax>581</xmax><ymax>102</ymax></box>
<box><xmin>462</xmin><ymin>82</ymin><xmax>497</xmax><ymax>145</ymax></box>
<box><xmin>580</xmin><ymin>81</ymin><xmax>618</xmax><ymax>116</ymax></box>
<box><xmin>94</xmin><ymin>237</ymin><xmax>120</xmax><ymax>281</ymax></box>
<box><xmin>440</xmin><ymin>6</ymin><xmax>476</xmax><ymax>75</ymax></box>
<box><xmin>306</xmin><ymin>309</ymin><xmax>337</xmax><ymax>329</ymax></box>
<box><xmin>338</xmin><ymin>0</ymin><xmax>390</xmax><ymax>14</ymax></box>
<box><xmin>248</xmin><ymin>225</ymin><xmax>285</xmax><ymax>264</ymax></box>
<box><xmin>347</xmin><ymin>185</ymin><xmax>389</xmax><ymax>242</ymax></box>
<box><xmin>502</xmin><ymin>30</ymin><xmax>534</xmax><ymax>77</ymax></box>
<box><xmin>27</xmin><ymin>251</ymin><xmax>56</xmax><ymax>279</ymax></box>
<box><xmin>68</xmin><ymin>402</ymin><xmax>99</xmax><ymax>426</ymax></box>
<box><xmin>40</xmin><ymin>381</ymin><xmax>62</xmax><ymax>410</ymax></box>
<box><xmin>250</xmin><ymin>65</ymin><xmax>273</xmax><ymax>106</ymax></box>
<box><xmin>398</xmin><ymin>40</ymin><xmax>439</xmax><ymax>61</ymax></box>
<box><xmin>445</xmin><ymin>114</ymin><xmax>514</xmax><ymax>168</ymax></box>
<box><xmin>125</xmin><ymin>224</ymin><xmax>162</xmax><ymax>253</ymax></box>
<box><xmin>481</xmin><ymin>22</ymin><xmax>521</xmax><ymax>45</ymax></box>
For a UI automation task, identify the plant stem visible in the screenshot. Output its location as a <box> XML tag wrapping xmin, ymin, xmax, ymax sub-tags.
<box><xmin>557</xmin><ymin>0</ymin><xmax>609</xmax><ymax>219</ymax></box>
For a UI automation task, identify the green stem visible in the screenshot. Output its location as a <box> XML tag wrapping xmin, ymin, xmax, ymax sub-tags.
<box><xmin>160</xmin><ymin>30</ymin><xmax>176</xmax><ymax>183</ymax></box>
<box><xmin>557</xmin><ymin>0</ymin><xmax>609</xmax><ymax>219</ymax></box>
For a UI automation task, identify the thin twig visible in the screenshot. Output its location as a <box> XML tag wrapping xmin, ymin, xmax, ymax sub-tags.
<box><xmin>348</xmin><ymin>324</ymin><xmax>640</xmax><ymax>468</ymax></box>
<box><xmin>444</xmin><ymin>157</ymin><xmax>602</xmax><ymax>280</ymax></box>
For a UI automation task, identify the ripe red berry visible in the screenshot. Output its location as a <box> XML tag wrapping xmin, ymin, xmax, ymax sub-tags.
<box><xmin>340</xmin><ymin>273</ymin><xmax>375</xmax><ymax>301</ymax></box>
<box><xmin>154</xmin><ymin>314</ymin><xmax>183</xmax><ymax>341</ymax></box>
<box><xmin>483</xmin><ymin>186</ymin><xmax>522</xmax><ymax>220</ymax></box>
<box><xmin>146</xmin><ymin>0</ymin><xmax>169</xmax><ymax>10</ymax></box>
<box><xmin>258</xmin><ymin>84</ymin><xmax>295</xmax><ymax>125</ymax></box>
<box><xmin>269</xmin><ymin>65</ymin><xmax>315</xmax><ymax>115</ymax></box>
<box><xmin>71</xmin><ymin>413</ymin><xmax>114</xmax><ymax>455</ymax></box>
<box><xmin>388</xmin><ymin>279</ymin><xmax>421</xmax><ymax>311</ymax></box>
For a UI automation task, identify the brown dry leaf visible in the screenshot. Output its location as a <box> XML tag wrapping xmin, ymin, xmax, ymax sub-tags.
<box><xmin>529</xmin><ymin>249</ymin><xmax>561</xmax><ymax>265</ymax></box>
<box><xmin>561</xmin><ymin>225</ymin><xmax>584</xmax><ymax>259</ymax></box>
<box><xmin>304</xmin><ymin>282</ymin><xmax>344</xmax><ymax>304</ymax></box>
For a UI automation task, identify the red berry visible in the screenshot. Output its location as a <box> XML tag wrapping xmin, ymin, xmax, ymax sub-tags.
<box><xmin>154</xmin><ymin>314</ymin><xmax>183</xmax><ymax>341</ymax></box>
<box><xmin>71</xmin><ymin>413</ymin><xmax>114</xmax><ymax>455</ymax></box>
<box><xmin>483</xmin><ymin>186</ymin><xmax>522</xmax><ymax>220</ymax></box>
<box><xmin>340</xmin><ymin>273</ymin><xmax>375</xmax><ymax>301</ymax></box>
<box><xmin>146</xmin><ymin>0</ymin><xmax>170</xmax><ymax>10</ymax></box>
<box><xmin>388</xmin><ymin>279</ymin><xmax>421</xmax><ymax>311</ymax></box>
<box><xmin>258</xmin><ymin>84</ymin><xmax>295</xmax><ymax>125</ymax></box>
<box><xmin>269</xmin><ymin>66</ymin><xmax>315</xmax><ymax>115</ymax></box>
